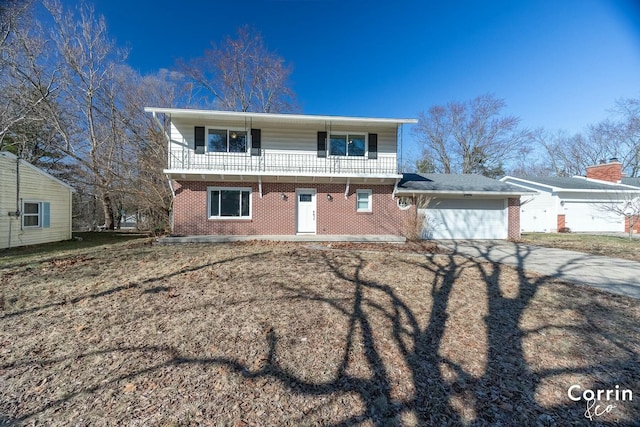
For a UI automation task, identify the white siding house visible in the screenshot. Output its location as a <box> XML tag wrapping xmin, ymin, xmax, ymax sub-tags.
<box><xmin>0</xmin><ymin>151</ymin><xmax>73</xmax><ymax>249</ymax></box>
<box><xmin>501</xmin><ymin>175</ymin><xmax>638</xmax><ymax>233</ymax></box>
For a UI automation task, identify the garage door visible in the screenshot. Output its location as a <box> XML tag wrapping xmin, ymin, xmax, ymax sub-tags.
<box><xmin>419</xmin><ymin>198</ymin><xmax>508</xmax><ymax>240</ymax></box>
<box><xmin>563</xmin><ymin>202</ymin><xmax>624</xmax><ymax>232</ymax></box>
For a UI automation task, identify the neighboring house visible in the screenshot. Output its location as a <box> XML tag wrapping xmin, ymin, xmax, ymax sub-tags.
<box><xmin>501</xmin><ymin>160</ymin><xmax>640</xmax><ymax>233</ymax></box>
<box><xmin>146</xmin><ymin>108</ymin><xmax>419</xmax><ymax>238</ymax></box>
<box><xmin>0</xmin><ymin>151</ymin><xmax>73</xmax><ymax>249</ymax></box>
<box><xmin>395</xmin><ymin>173</ymin><xmax>532</xmax><ymax>239</ymax></box>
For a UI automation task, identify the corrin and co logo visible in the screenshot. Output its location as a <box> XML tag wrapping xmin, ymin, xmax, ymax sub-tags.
<box><xmin>567</xmin><ymin>384</ymin><xmax>633</xmax><ymax>420</ymax></box>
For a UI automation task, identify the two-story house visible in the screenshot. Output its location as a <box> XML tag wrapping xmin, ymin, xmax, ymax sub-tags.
<box><xmin>146</xmin><ymin>108</ymin><xmax>418</xmax><ymax>238</ymax></box>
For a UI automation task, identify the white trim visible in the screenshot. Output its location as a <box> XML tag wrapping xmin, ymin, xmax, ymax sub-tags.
<box><xmin>22</xmin><ymin>200</ymin><xmax>42</xmax><ymax>228</ymax></box>
<box><xmin>207</xmin><ymin>186</ymin><xmax>252</xmax><ymax>219</ymax></box>
<box><xmin>145</xmin><ymin>107</ymin><xmax>418</xmax><ymax>126</ymax></box>
<box><xmin>356</xmin><ymin>189</ymin><xmax>372</xmax><ymax>212</ymax></box>
<box><xmin>394</xmin><ymin>189</ymin><xmax>531</xmax><ymax>197</ymax></box>
<box><xmin>165</xmin><ymin>169</ymin><xmax>402</xmax><ymax>180</ymax></box>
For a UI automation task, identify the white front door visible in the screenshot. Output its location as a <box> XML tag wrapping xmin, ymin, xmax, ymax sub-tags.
<box><xmin>296</xmin><ymin>189</ymin><xmax>317</xmax><ymax>234</ymax></box>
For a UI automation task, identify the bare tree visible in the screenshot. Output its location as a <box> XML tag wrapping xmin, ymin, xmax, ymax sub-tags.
<box><xmin>533</xmin><ymin>97</ymin><xmax>640</xmax><ymax>178</ymax></box>
<box><xmin>0</xmin><ymin>0</ymin><xmax>62</xmax><ymax>158</ymax></box>
<box><xmin>41</xmin><ymin>0</ymin><xmax>129</xmax><ymax>229</ymax></box>
<box><xmin>413</xmin><ymin>94</ymin><xmax>531</xmax><ymax>177</ymax></box>
<box><xmin>179</xmin><ymin>25</ymin><xmax>297</xmax><ymax>113</ymax></box>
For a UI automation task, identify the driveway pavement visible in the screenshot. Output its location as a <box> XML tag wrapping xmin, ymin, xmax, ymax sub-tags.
<box><xmin>438</xmin><ymin>240</ymin><xmax>640</xmax><ymax>299</ymax></box>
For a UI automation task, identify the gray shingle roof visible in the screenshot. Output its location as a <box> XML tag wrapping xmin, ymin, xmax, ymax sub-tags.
<box><xmin>512</xmin><ymin>176</ymin><xmax>635</xmax><ymax>191</ymax></box>
<box><xmin>398</xmin><ymin>173</ymin><xmax>533</xmax><ymax>194</ymax></box>
<box><xmin>622</xmin><ymin>177</ymin><xmax>640</xmax><ymax>188</ymax></box>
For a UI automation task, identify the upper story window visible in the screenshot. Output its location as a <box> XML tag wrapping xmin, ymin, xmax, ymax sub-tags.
<box><xmin>207</xmin><ymin>129</ymin><xmax>247</xmax><ymax>153</ymax></box>
<box><xmin>330</xmin><ymin>133</ymin><xmax>366</xmax><ymax>157</ymax></box>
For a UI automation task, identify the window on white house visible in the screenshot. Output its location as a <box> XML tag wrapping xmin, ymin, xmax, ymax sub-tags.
<box><xmin>23</xmin><ymin>202</ymin><xmax>40</xmax><ymax>227</ymax></box>
<box><xmin>356</xmin><ymin>190</ymin><xmax>372</xmax><ymax>212</ymax></box>
<box><xmin>330</xmin><ymin>133</ymin><xmax>365</xmax><ymax>157</ymax></box>
<box><xmin>207</xmin><ymin>129</ymin><xmax>247</xmax><ymax>153</ymax></box>
<box><xmin>22</xmin><ymin>201</ymin><xmax>50</xmax><ymax>228</ymax></box>
<box><xmin>209</xmin><ymin>187</ymin><xmax>251</xmax><ymax>218</ymax></box>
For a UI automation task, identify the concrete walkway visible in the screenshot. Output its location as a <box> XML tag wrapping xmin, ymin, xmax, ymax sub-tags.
<box><xmin>438</xmin><ymin>240</ymin><xmax>640</xmax><ymax>299</ymax></box>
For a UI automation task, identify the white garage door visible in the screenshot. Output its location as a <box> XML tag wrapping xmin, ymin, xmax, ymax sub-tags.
<box><xmin>563</xmin><ymin>202</ymin><xmax>624</xmax><ymax>232</ymax></box>
<box><xmin>419</xmin><ymin>198</ymin><xmax>508</xmax><ymax>240</ymax></box>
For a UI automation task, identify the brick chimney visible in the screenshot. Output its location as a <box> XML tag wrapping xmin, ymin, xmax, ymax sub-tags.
<box><xmin>585</xmin><ymin>158</ymin><xmax>624</xmax><ymax>183</ymax></box>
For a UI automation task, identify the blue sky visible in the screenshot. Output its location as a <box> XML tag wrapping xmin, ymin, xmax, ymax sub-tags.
<box><xmin>79</xmin><ymin>0</ymin><xmax>640</xmax><ymax>160</ymax></box>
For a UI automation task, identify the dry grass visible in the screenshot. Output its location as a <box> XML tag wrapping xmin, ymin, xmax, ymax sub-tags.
<box><xmin>520</xmin><ymin>233</ymin><xmax>640</xmax><ymax>262</ymax></box>
<box><xmin>1</xmin><ymin>238</ymin><xmax>639</xmax><ymax>426</ymax></box>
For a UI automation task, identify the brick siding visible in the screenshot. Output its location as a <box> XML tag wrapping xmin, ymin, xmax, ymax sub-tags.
<box><xmin>507</xmin><ymin>197</ymin><xmax>521</xmax><ymax>240</ymax></box>
<box><xmin>172</xmin><ymin>181</ymin><xmax>414</xmax><ymax>236</ymax></box>
<box><xmin>585</xmin><ymin>162</ymin><xmax>623</xmax><ymax>183</ymax></box>
<box><xmin>625</xmin><ymin>215</ymin><xmax>640</xmax><ymax>234</ymax></box>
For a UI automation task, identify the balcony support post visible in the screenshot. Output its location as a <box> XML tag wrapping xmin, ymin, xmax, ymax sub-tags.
<box><xmin>345</xmin><ymin>178</ymin><xmax>350</xmax><ymax>199</ymax></box>
<box><xmin>392</xmin><ymin>178</ymin><xmax>400</xmax><ymax>199</ymax></box>
<box><xmin>258</xmin><ymin>176</ymin><xmax>263</xmax><ymax>199</ymax></box>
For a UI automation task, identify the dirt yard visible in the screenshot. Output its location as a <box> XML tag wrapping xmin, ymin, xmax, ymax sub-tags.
<box><xmin>1</xmin><ymin>238</ymin><xmax>639</xmax><ymax>425</ymax></box>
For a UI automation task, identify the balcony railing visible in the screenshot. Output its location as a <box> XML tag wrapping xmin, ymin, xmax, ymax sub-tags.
<box><xmin>167</xmin><ymin>148</ymin><xmax>399</xmax><ymax>175</ymax></box>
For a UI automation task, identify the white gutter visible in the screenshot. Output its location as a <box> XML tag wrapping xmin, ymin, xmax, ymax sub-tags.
<box><xmin>144</xmin><ymin>106</ymin><xmax>418</xmax><ymax>126</ymax></box>
<box><xmin>394</xmin><ymin>189</ymin><xmax>536</xmax><ymax>197</ymax></box>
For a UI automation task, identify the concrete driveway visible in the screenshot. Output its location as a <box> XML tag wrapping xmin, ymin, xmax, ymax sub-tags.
<box><xmin>438</xmin><ymin>240</ymin><xmax>640</xmax><ymax>299</ymax></box>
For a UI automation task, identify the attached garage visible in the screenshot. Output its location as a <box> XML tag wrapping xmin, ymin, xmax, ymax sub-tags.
<box><xmin>397</xmin><ymin>173</ymin><xmax>532</xmax><ymax>240</ymax></box>
<box><xmin>420</xmin><ymin>198</ymin><xmax>507</xmax><ymax>239</ymax></box>
<box><xmin>563</xmin><ymin>201</ymin><xmax>624</xmax><ymax>232</ymax></box>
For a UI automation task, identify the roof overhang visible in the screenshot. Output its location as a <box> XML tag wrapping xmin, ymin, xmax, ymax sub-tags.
<box><xmin>165</xmin><ymin>169</ymin><xmax>402</xmax><ymax>184</ymax></box>
<box><xmin>394</xmin><ymin>189</ymin><xmax>533</xmax><ymax>198</ymax></box>
<box><xmin>145</xmin><ymin>107</ymin><xmax>418</xmax><ymax>127</ymax></box>
<box><xmin>502</xmin><ymin>175</ymin><xmax>640</xmax><ymax>193</ymax></box>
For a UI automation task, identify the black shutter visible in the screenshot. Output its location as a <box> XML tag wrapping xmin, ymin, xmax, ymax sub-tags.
<box><xmin>251</xmin><ymin>128</ymin><xmax>261</xmax><ymax>156</ymax></box>
<box><xmin>368</xmin><ymin>133</ymin><xmax>378</xmax><ymax>159</ymax></box>
<box><xmin>194</xmin><ymin>126</ymin><xmax>205</xmax><ymax>154</ymax></box>
<box><xmin>317</xmin><ymin>131</ymin><xmax>327</xmax><ymax>158</ymax></box>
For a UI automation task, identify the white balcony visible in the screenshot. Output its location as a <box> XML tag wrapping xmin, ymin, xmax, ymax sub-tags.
<box><xmin>167</xmin><ymin>148</ymin><xmax>399</xmax><ymax>176</ymax></box>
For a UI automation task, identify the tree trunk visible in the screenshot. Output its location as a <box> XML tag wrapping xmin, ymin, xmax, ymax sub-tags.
<box><xmin>101</xmin><ymin>192</ymin><xmax>115</xmax><ymax>230</ymax></box>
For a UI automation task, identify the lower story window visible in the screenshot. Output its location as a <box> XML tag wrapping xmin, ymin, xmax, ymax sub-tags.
<box><xmin>22</xmin><ymin>201</ymin><xmax>50</xmax><ymax>228</ymax></box>
<box><xmin>356</xmin><ymin>189</ymin><xmax>372</xmax><ymax>212</ymax></box>
<box><xmin>23</xmin><ymin>202</ymin><xmax>40</xmax><ymax>227</ymax></box>
<box><xmin>208</xmin><ymin>187</ymin><xmax>251</xmax><ymax>218</ymax></box>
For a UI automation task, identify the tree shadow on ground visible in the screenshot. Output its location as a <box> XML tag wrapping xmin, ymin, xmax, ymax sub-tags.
<box><xmin>4</xmin><ymin>243</ymin><xmax>639</xmax><ymax>425</ymax></box>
